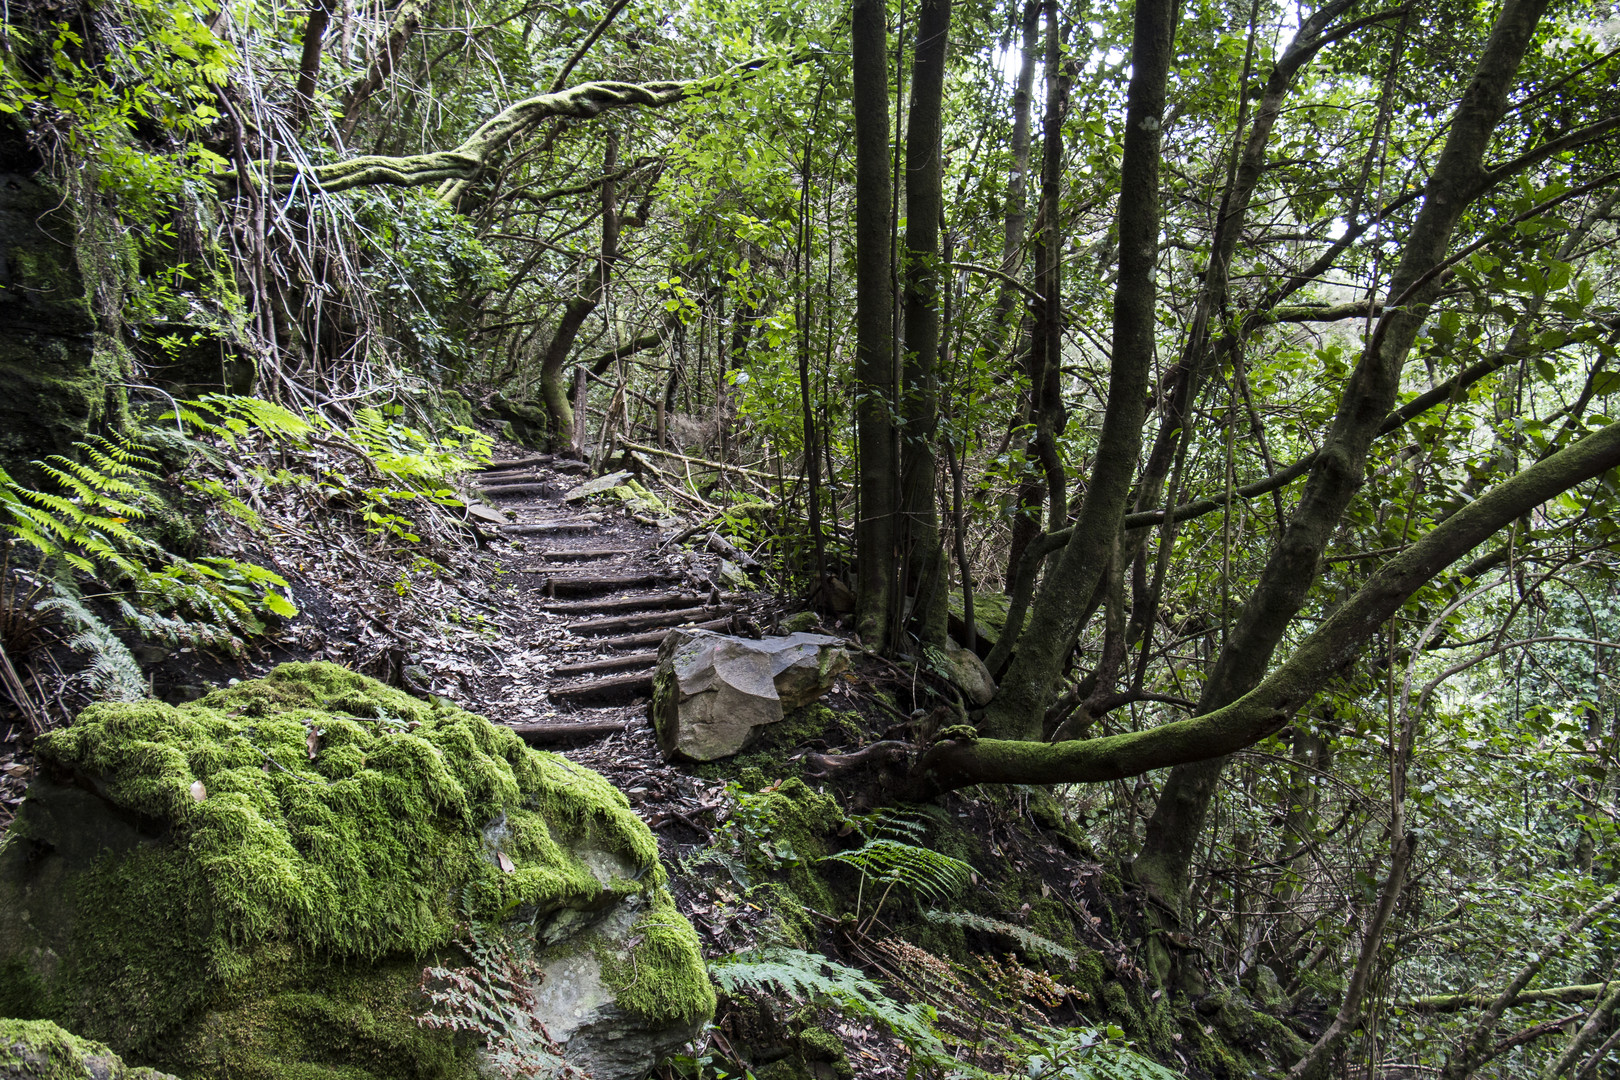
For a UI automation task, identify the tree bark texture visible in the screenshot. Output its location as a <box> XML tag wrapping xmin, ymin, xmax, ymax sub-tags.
<box><xmin>538</xmin><ymin>128</ymin><xmax>619</xmax><ymax>451</ymax></box>
<box><xmin>897</xmin><ymin>0</ymin><xmax>952</xmax><ymax>648</ymax></box>
<box><xmin>852</xmin><ymin>0</ymin><xmax>898</xmax><ymax>644</ymax></box>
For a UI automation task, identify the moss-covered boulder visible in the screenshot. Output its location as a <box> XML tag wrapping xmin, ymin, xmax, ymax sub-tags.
<box><xmin>0</xmin><ymin>1018</ymin><xmax>179</xmax><ymax>1080</ymax></box>
<box><xmin>0</xmin><ymin>663</ymin><xmax>713</xmax><ymax>1080</ymax></box>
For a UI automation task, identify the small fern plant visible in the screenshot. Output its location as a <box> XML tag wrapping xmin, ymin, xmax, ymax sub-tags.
<box><xmin>418</xmin><ymin>917</ymin><xmax>585</xmax><ymax>1080</ymax></box>
<box><xmin>922</xmin><ymin>909</ymin><xmax>1079</xmax><ymax>966</ymax></box>
<box><xmin>710</xmin><ymin>946</ymin><xmax>949</xmax><ymax>1065</ymax></box>
<box><xmin>1019</xmin><ymin>1024</ymin><xmax>1184</xmax><ymax>1080</ymax></box>
<box><xmin>821</xmin><ymin>808</ymin><xmax>973</xmax><ymax>930</ymax></box>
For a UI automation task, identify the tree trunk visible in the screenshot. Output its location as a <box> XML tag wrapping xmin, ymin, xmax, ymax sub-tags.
<box><xmin>1132</xmin><ymin>0</ymin><xmax>1555</xmax><ymax>914</ymax></box>
<box><xmin>852</xmin><ymin>0</ymin><xmax>898</xmax><ymax>645</ymax></box>
<box><xmin>538</xmin><ymin>128</ymin><xmax>619</xmax><ymax>451</ymax></box>
<box><xmin>978</xmin><ymin>0</ymin><xmax>1177</xmax><ymax>740</ymax></box>
<box><xmin>291</xmin><ymin>0</ymin><xmax>337</xmax><ymax>130</ymax></box>
<box><xmin>897</xmin><ymin>0</ymin><xmax>952</xmax><ymax>649</ymax></box>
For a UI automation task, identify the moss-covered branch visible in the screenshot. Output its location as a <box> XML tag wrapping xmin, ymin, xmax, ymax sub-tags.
<box><xmin>218</xmin><ymin>56</ymin><xmax>793</xmax><ymax>195</ymax></box>
<box><xmin>916</xmin><ymin>416</ymin><xmax>1620</xmax><ymax>794</ymax></box>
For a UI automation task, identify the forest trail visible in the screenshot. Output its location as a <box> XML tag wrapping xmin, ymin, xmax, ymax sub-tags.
<box><xmin>451</xmin><ymin>449</ymin><xmax>780</xmax><ymax>837</ymax></box>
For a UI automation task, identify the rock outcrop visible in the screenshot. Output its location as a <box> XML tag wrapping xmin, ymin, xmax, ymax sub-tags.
<box><xmin>0</xmin><ymin>662</ymin><xmax>712</xmax><ymax>1080</ymax></box>
<box><xmin>0</xmin><ymin>1018</ymin><xmax>179</xmax><ymax>1080</ymax></box>
<box><xmin>651</xmin><ymin>630</ymin><xmax>849</xmax><ymax>761</ymax></box>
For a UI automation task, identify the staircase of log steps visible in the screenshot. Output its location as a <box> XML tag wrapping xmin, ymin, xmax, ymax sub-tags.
<box><xmin>470</xmin><ymin>452</ymin><xmax>762</xmax><ymax>742</ymax></box>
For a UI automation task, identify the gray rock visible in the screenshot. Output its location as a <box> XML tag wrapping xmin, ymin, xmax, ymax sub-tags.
<box><xmin>0</xmin><ymin>666</ymin><xmax>712</xmax><ymax>1080</ymax></box>
<box><xmin>929</xmin><ymin>639</ymin><xmax>997</xmax><ymax>706</ymax></box>
<box><xmin>651</xmin><ymin>630</ymin><xmax>850</xmax><ymax>761</ymax></box>
<box><xmin>527</xmin><ymin>898</ymin><xmax>704</xmax><ymax>1078</ymax></box>
<box><xmin>565</xmin><ymin>470</ymin><xmax>633</xmax><ymax>501</ymax></box>
<box><xmin>716</xmin><ymin>559</ymin><xmax>752</xmax><ymax>591</ymax></box>
<box><xmin>0</xmin><ymin>1018</ymin><xmax>179</xmax><ymax>1080</ymax></box>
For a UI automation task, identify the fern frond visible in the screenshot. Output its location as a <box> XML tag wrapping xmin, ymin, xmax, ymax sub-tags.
<box><xmin>922</xmin><ymin>909</ymin><xmax>1078</xmax><ymax>964</ymax></box>
<box><xmin>38</xmin><ymin>591</ymin><xmax>147</xmax><ymax>702</ymax></box>
<box><xmin>822</xmin><ymin>838</ymin><xmax>972</xmax><ymax>902</ymax></box>
<box><xmin>711</xmin><ymin>946</ymin><xmax>946</xmax><ymax>1059</ymax></box>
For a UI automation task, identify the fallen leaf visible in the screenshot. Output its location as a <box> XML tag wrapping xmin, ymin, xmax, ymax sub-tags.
<box><xmin>497</xmin><ymin>851</ymin><xmax>515</xmax><ymax>873</ymax></box>
<box><xmin>190</xmin><ymin>780</ymin><xmax>207</xmax><ymax>802</ymax></box>
<box><xmin>307</xmin><ymin>727</ymin><xmax>321</xmax><ymax>761</ymax></box>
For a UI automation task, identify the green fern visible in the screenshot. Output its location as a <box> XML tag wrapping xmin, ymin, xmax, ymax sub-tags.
<box><xmin>37</xmin><ymin>590</ymin><xmax>147</xmax><ymax>703</ymax></box>
<box><xmin>922</xmin><ymin>909</ymin><xmax>1079</xmax><ymax>965</ymax></box>
<box><xmin>1</xmin><ymin>437</ymin><xmax>297</xmax><ymax>657</ymax></box>
<box><xmin>822</xmin><ymin>808</ymin><xmax>973</xmax><ymax>914</ymax></box>
<box><xmin>1019</xmin><ymin>1024</ymin><xmax>1184</xmax><ymax>1080</ymax></box>
<box><xmin>711</xmin><ymin>946</ymin><xmax>947</xmax><ymax>1060</ymax></box>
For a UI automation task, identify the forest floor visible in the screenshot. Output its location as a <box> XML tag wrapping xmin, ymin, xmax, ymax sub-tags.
<box><xmin>0</xmin><ymin>437</ymin><xmax>1233</xmax><ymax>1079</ymax></box>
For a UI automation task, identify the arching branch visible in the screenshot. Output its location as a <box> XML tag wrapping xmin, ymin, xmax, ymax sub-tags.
<box><xmin>218</xmin><ymin>55</ymin><xmax>800</xmax><ymax>195</ymax></box>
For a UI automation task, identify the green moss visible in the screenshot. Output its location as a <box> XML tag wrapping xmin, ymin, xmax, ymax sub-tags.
<box><xmin>0</xmin><ymin>1017</ymin><xmax>175</xmax><ymax>1080</ymax></box>
<box><xmin>694</xmin><ymin>706</ymin><xmax>867</xmax><ymax>785</ymax></box>
<box><xmin>2</xmin><ymin>661</ymin><xmax>706</xmax><ymax>1069</ymax></box>
<box><xmin>163</xmin><ymin>962</ymin><xmax>474</xmax><ymax>1080</ymax></box>
<box><xmin>1199</xmin><ymin>987</ymin><xmax>1307</xmax><ymax>1071</ymax></box>
<box><xmin>601</xmin><ymin>889</ymin><xmax>716</xmax><ymax>1023</ymax></box>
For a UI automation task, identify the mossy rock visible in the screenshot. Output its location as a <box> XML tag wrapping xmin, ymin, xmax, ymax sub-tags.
<box><xmin>0</xmin><ymin>1017</ymin><xmax>179</xmax><ymax>1080</ymax></box>
<box><xmin>0</xmin><ymin>662</ymin><xmax>713</xmax><ymax>1080</ymax></box>
<box><xmin>0</xmin><ymin>173</ymin><xmax>134</xmax><ymax>485</ymax></box>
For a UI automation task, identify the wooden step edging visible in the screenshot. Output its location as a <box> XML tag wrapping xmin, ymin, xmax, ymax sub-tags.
<box><xmin>548</xmin><ymin>671</ymin><xmax>655</xmax><ymax>705</ymax></box>
<box><xmin>564</xmin><ymin>605</ymin><xmax>739</xmax><ymax>637</ymax></box>
<box><xmin>591</xmin><ymin>616</ymin><xmax>735</xmax><ymax>650</ymax></box>
<box><xmin>551</xmin><ymin>651</ymin><xmax>660</xmax><ymax>677</ymax></box>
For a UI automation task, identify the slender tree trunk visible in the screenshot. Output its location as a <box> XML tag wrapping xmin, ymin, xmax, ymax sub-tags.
<box><xmin>291</xmin><ymin>0</ymin><xmax>337</xmax><ymax>130</ymax></box>
<box><xmin>897</xmin><ymin>0</ymin><xmax>952</xmax><ymax>649</ymax></box>
<box><xmin>539</xmin><ymin>128</ymin><xmax>619</xmax><ymax>451</ymax></box>
<box><xmin>853</xmin><ymin>0</ymin><xmax>898</xmax><ymax>644</ymax></box>
<box><xmin>338</xmin><ymin>0</ymin><xmax>435</xmax><ymax>142</ymax></box>
<box><xmin>997</xmin><ymin>0</ymin><xmax>1041</xmax><ymax>592</ymax></box>
<box><xmin>1133</xmin><ymin>0</ymin><xmax>1555</xmax><ymax>917</ymax></box>
<box><xmin>979</xmin><ymin>0</ymin><xmax>1177</xmax><ymax>740</ymax></box>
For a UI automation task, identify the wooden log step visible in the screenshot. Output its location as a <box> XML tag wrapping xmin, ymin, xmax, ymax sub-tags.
<box><xmin>502</xmin><ymin>520</ymin><xmax>600</xmax><ymax>536</ymax></box>
<box><xmin>477</xmin><ymin>454</ymin><xmax>553</xmax><ymax>472</ymax></box>
<box><xmin>566</xmin><ymin>605</ymin><xmax>739</xmax><ymax>637</ymax></box>
<box><xmin>536</xmin><ymin>548</ymin><xmax>633</xmax><ymax>561</ymax></box>
<box><xmin>551</xmin><ymin>651</ymin><xmax>661</xmax><ymax>677</ymax></box>
<box><xmin>508</xmin><ymin>719</ymin><xmax>627</xmax><ymax>744</ymax></box>
<box><xmin>539</xmin><ymin>572</ymin><xmax>679</xmax><ymax>597</ymax></box>
<box><xmin>548</xmin><ymin>671</ymin><xmax>655</xmax><ymax>705</ymax></box>
<box><xmin>480</xmin><ymin>482</ymin><xmax>555</xmax><ymax>498</ymax></box>
<box><xmin>592</xmin><ymin>616</ymin><xmax>735</xmax><ymax>651</ymax></box>
<box><xmin>540</xmin><ymin>591</ymin><xmax>742</xmax><ymax>616</ymax></box>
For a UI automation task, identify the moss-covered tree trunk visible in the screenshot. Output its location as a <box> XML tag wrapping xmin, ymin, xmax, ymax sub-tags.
<box><xmin>538</xmin><ymin>129</ymin><xmax>620</xmax><ymax>452</ymax></box>
<box><xmin>852</xmin><ymin>0</ymin><xmax>898</xmax><ymax>645</ymax></box>
<box><xmin>977</xmin><ymin>0</ymin><xmax>1176</xmax><ymax>740</ymax></box>
<box><xmin>896</xmin><ymin>0</ymin><xmax>952</xmax><ymax>650</ymax></box>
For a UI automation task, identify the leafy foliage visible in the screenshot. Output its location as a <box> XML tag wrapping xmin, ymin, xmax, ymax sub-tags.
<box><xmin>0</xmin><ymin>436</ymin><xmax>296</xmax><ymax>660</ymax></box>
<box><xmin>823</xmin><ymin>808</ymin><xmax>974</xmax><ymax>908</ymax></box>
<box><xmin>921</xmin><ymin>909</ymin><xmax>1078</xmax><ymax>965</ymax></box>
<box><xmin>1018</xmin><ymin>1025</ymin><xmax>1183</xmax><ymax>1080</ymax></box>
<box><xmin>710</xmin><ymin>946</ymin><xmax>948</xmax><ymax>1061</ymax></box>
